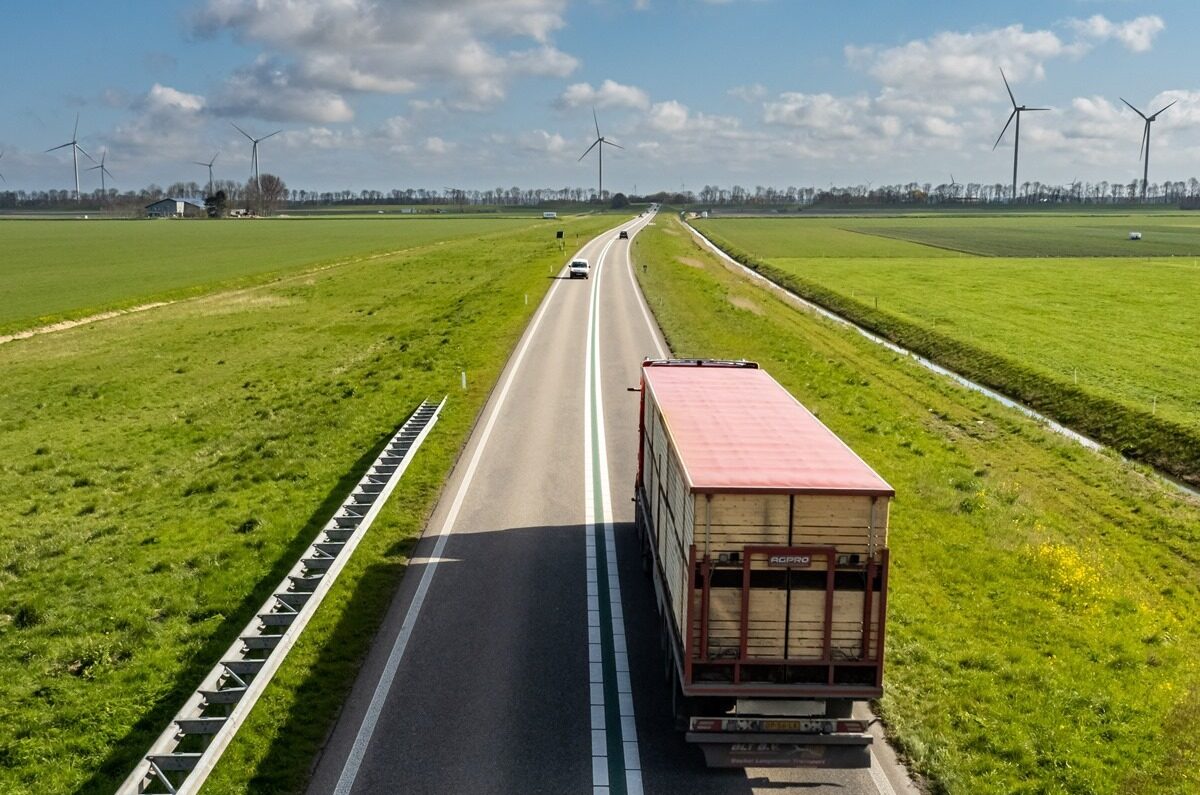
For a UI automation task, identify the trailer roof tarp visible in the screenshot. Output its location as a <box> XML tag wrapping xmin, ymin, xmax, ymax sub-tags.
<box><xmin>644</xmin><ymin>363</ymin><xmax>894</xmax><ymax>495</ymax></box>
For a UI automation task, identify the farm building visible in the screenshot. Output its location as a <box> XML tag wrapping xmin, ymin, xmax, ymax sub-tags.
<box><xmin>145</xmin><ymin>198</ymin><xmax>205</xmax><ymax>219</ymax></box>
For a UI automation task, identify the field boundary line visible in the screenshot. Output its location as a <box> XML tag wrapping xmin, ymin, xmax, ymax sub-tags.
<box><xmin>0</xmin><ymin>217</ymin><xmax>551</xmax><ymax>345</ymax></box>
<box><xmin>685</xmin><ymin>220</ymin><xmax>1200</xmax><ymax>502</ymax></box>
<box><xmin>0</xmin><ymin>302</ymin><xmax>172</xmax><ymax>345</ymax></box>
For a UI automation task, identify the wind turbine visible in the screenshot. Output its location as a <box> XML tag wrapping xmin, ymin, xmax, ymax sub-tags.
<box><xmin>193</xmin><ymin>152</ymin><xmax>219</xmax><ymax>197</ymax></box>
<box><xmin>1120</xmin><ymin>97</ymin><xmax>1177</xmax><ymax>201</ymax></box>
<box><xmin>0</xmin><ymin>151</ymin><xmax>6</xmax><ymax>184</ymax></box>
<box><xmin>231</xmin><ymin>123</ymin><xmax>280</xmax><ymax>196</ymax></box>
<box><xmin>578</xmin><ymin>108</ymin><xmax>623</xmax><ymax>201</ymax></box>
<box><xmin>46</xmin><ymin>114</ymin><xmax>95</xmax><ymax>200</ymax></box>
<box><xmin>87</xmin><ymin>149</ymin><xmax>113</xmax><ymax>196</ymax></box>
<box><xmin>992</xmin><ymin>69</ymin><xmax>1047</xmax><ymax>202</ymax></box>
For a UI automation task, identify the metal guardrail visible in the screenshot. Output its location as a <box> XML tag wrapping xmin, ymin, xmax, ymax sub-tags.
<box><xmin>119</xmin><ymin>398</ymin><xmax>446</xmax><ymax>794</ymax></box>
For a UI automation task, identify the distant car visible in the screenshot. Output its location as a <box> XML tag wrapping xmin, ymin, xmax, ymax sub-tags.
<box><xmin>619</xmin><ymin>230</ymin><xmax>629</xmax><ymax>239</ymax></box>
<box><xmin>569</xmin><ymin>258</ymin><xmax>590</xmax><ymax>279</ymax></box>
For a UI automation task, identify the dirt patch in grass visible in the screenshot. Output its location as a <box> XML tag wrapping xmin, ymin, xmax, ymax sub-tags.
<box><xmin>676</xmin><ymin>256</ymin><xmax>705</xmax><ymax>269</ymax></box>
<box><xmin>727</xmin><ymin>294</ymin><xmax>763</xmax><ymax>314</ymax></box>
<box><xmin>0</xmin><ymin>303</ymin><xmax>172</xmax><ymax>346</ymax></box>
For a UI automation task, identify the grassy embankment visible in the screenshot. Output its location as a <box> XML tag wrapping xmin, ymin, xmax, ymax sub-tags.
<box><xmin>0</xmin><ymin>213</ymin><xmax>618</xmax><ymax>794</ymax></box>
<box><xmin>0</xmin><ymin>217</ymin><xmax>551</xmax><ymax>336</ymax></box>
<box><xmin>635</xmin><ymin>214</ymin><xmax>1200</xmax><ymax>794</ymax></box>
<box><xmin>694</xmin><ymin>215</ymin><xmax>1200</xmax><ymax>488</ymax></box>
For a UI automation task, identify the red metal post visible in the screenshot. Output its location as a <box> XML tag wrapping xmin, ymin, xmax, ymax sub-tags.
<box><xmin>684</xmin><ymin>544</ymin><xmax>697</xmax><ymax>687</ymax></box>
<box><xmin>824</xmin><ymin>555</ymin><xmax>836</xmax><ymax>685</ymax></box>
<box><xmin>874</xmin><ymin>548</ymin><xmax>890</xmax><ymax>687</ymax></box>
<box><xmin>861</xmin><ymin>558</ymin><xmax>876</xmax><ymax>661</ymax></box>
<box><xmin>737</xmin><ymin>551</ymin><xmax>752</xmax><ymax>685</ymax></box>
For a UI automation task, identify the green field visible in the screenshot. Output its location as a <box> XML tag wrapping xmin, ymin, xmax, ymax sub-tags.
<box><xmin>636</xmin><ymin>214</ymin><xmax>1200</xmax><ymax>794</ymax></box>
<box><xmin>0</xmin><ymin>217</ymin><xmax>558</xmax><ymax>335</ymax></box>
<box><xmin>0</xmin><ymin>214</ymin><xmax>616</xmax><ymax>794</ymax></box>
<box><xmin>847</xmin><ymin>215</ymin><xmax>1200</xmax><ymax>257</ymax></box>
<box><xmin>695</xmin><ymin>215</ymin><xmax>1200</xmax><ymax>487</ymax></box>
<box><xmin>700</xmin><ymin>213</ymin><xmax>1200</xmax><ymax>257</ymax></box>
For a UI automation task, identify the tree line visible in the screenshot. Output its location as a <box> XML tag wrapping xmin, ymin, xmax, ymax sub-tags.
<box><xmin>5</xmin><ymin>177</ymin><xmax>1200</xmax><ymax>213</ymax></box>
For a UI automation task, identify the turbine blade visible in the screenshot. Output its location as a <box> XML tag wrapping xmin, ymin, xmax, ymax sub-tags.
<box><xmin>593</xmin><ymin>107</ymin><xmax>601</xmax><ymax>139</ymax></box>
<box><xmin>604</xmin><ymin>139</ymin><xmax>624</xmax><ymax>150</ymax></box>
<box><xmin>993</xmin><ymin>110</ymin><xmax>1016</xmax><ymax>150</ymax></box>
<box><xmin>1024</xmin><ymin>107</ymin><xmax>1050</xmax><ymax>112</ymax></box>
<box><xmin>578</xmin><ymin>138</ymin><xmax>600</xmax><ymax>161</ymax></box>
<box><xmin>260</xmin><ymin>130</ymin><xmax>282</xmax><ymax>142</ymax></box>
<box><xmin>1000</xmin><ymin>68</ymin><xmax>1016</xmax><ymax>108</ymax></box>
<box><xmin>192</xmin><ymin>161</ymin><xmax>209</xmax><ymax>167</ymax></box>
<box><xmin>1139</xmin><ymin>121</ymin><xmax>1148</xmax><ymax>161</ymax></box>
<box><xmin>211</xmin><ymin>152</ymin><xmax>220</xmax><ymax>166</ymax></box>
<box><xmin>231</xmin><ymin>122</ymin><xmax>254</xmax><ymax>141</ymax></box>
<box><xmin>1151</xmin><ymin>99</ymin><xmax>1177</xmax><ymax>118</ymax></box>
<box><xmin>46</xmin><ymin>142</ymin><xmax>72</xmax><ymax>152</ymax></box>
<box><xmin>73</xmin><ymin>112</ymin><xmax>80</xmax><ymax>141</ymax></box>
<box><xmin>0</xmin><ymin>173</ymin><xmax>6</xmax><ymax>184</ymax></box>
<box><xmin>1113</xmin><ymin>97</ymin><xmax>1142</xmax><ymax>120</ymax></box>
<box><xmin>77</xmin><ymin>144</ymin><xmax>96</xmax><ymax>163</ymax></box>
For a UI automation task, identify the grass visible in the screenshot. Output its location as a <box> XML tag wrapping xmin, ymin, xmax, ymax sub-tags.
<box><xmin>634</xmin><ymin>214</ymin><xmax>1200</xmax><ymax>794</ymax></box>
<box><xmin>694</xmin><ymin>216</ymin><xmax>1200</xmax><ymax>488</ymax></box>
<box><xmin>844</xmin><ymin>215</ymin><xmax>1200</xmax><ymax>257</ymax></box>
<box><xmin>0</xmin><ymin>217</ymin><xmax>555</xmax><ymax>335</ymax></box>
<box><xmin>0</xmin><ymin>213</ymin><xmax>617</xmax><ymax>794</ymax></box>
<box><xmin>699</xmin><ymin>213</ymin><xmax>1200</xmax><ymax>258</ymax></box>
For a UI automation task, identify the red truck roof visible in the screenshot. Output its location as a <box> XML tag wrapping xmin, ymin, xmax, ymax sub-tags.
<box><xmin>643</xmin><ymin>362</ymin><xmax>894</xmax><ymax>495</ymax></box>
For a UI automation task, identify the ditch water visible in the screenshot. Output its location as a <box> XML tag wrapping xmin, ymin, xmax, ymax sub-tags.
<box><xmin>685</xmin><ymin>222</ymin><xmax>1200</xmax><ymax>502</ymax></box>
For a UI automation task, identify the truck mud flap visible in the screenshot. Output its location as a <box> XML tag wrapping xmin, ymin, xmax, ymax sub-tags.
<box><xmin>686</xmin><ymin>732</ymin><xmax>872</xmax><ymax>769</ymax></box>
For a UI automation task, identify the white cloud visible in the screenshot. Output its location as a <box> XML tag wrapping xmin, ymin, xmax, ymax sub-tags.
<box><xmin>145</xmin><ymin>84</ymin><xmax>205</xmax><ymax>114</ymax></box>
<box><xmin>194</xmin><ymin>0</ymin><xmax>576</xmax><ymax>117</ymax></box>
<box><xmin>1069</xmin><ymin>15</ymin><xmax>1164</xmax><ymax>54</ymax></box>
<box><xmin>212</xmin><ymin>57</ymin><xmax>354</xmax><ymax>123</ymax></box>
<box><xmin>648</xmin><ymin>100</ymin><xmax>690</xmax><ymax>132</ymax></box>
<box><xmin>519</xmin><ymin>129</ymin><xmax>571</xmax><ymax>156</ymax></box>
<box><xmin>728</xmin><ymin>83</ymin><xmax>767</xmax><ymax>103</ymax></box>
<box><xmin>846</xmin><ymin>25</ymin><xmax>1066</xmax><ymax>104</ymax></box>
<box><xmin>108</xmin><ymin>84</ymin><xmax>209</xmax><ymax>158</ymax></box>
<box><xmin>559</xmin><ymin>80</ymin><xmax>651</xmax><ymax>111</ymax></box>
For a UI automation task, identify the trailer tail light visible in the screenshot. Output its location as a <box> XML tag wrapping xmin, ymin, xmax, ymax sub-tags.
<box><xmin>835</xmin><ymin>720</ymin><xmax>868</xmax><ymax>733</ymax></box>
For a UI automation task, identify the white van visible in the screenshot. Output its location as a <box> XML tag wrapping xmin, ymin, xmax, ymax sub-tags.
<box><xmin>569</xmin><ymin>258</ymin><xmax>590</xmax><ymax>279</ymax></box>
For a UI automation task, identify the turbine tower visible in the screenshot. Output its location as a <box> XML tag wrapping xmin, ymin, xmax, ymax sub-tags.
<box><xmin>193</xmin><ymin>152</ymin><xmax>219</xmax><ymax>197</ymax></box>
<box><xmin>1120</xmin><ymin>97</ymin><xmax>1176</xmax><ymax>202</ymax></box>
<box><xmin>46</xmin><ymin>114</ymin><xmax>95</xmax><ymax>200</ymax></box>
<box><xmin>87</xmin><ymin>149</ymin><xmax>113</xmax><ymax>197</ymax></box>
<box><xmin>992</xmin><ymin>69</ymin><xmax>1047</xmax><ymax>202</ymax></box>
<box><xmin>578</xmin><ymin>108</ymin><xmax>623</xmax><ymax>201</ymax></box>
<box><xmin>231</xmin><ymin>123</ymin><xmax>280</xmax><ymax>197</ymax></box>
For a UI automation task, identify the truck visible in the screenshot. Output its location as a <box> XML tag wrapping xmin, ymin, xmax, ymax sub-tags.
<box><xmin>634</xmin><ymin>359</ymin><xmax>893</xmax><ymax>768</ymax></box>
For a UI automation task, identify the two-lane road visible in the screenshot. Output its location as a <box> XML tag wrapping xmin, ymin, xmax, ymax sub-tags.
<box><xmin>307</xmin><ymin>213</ymin><xmax>913</xmax><ymax>794</ymax></box>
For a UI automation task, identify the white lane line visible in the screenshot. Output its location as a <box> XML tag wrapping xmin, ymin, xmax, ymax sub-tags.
<box><xmin>333</xmin><ymin>236</ymin><xmax>600</xmax><ymax>795</ymax></box>
<box><xmin>594</xmin><ymin>230</ymin><xmax>644</xmax><ymax>795</ymax></box>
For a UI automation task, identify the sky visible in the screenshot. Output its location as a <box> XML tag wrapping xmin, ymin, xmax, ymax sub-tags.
<box><xmin>2</xmin><ymin>0</ymin><xmax>1198</xmax><ymax>194</ymax></box>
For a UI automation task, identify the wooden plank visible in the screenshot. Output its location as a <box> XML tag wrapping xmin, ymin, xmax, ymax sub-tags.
<box><xmin>706</xmin><ymin>493</ymin><xmax>792</xmax><ymax>527</ymax></box>
<box><xmin>793</xmin><ymin>495</ymin><xmax>876</xmax><ymax>527</ymax></box>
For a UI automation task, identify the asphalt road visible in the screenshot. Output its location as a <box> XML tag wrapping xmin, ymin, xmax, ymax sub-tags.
<box><xmin>306</xmin><ymin>214</ymin><xmax>918</xmax><ymax>795</ymax></box>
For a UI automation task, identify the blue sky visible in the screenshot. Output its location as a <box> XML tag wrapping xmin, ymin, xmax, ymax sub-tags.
<box><xmin>2</xmin><ymin>0</ymin><xmax>1197</xmax><ymax>193</ymax></box>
